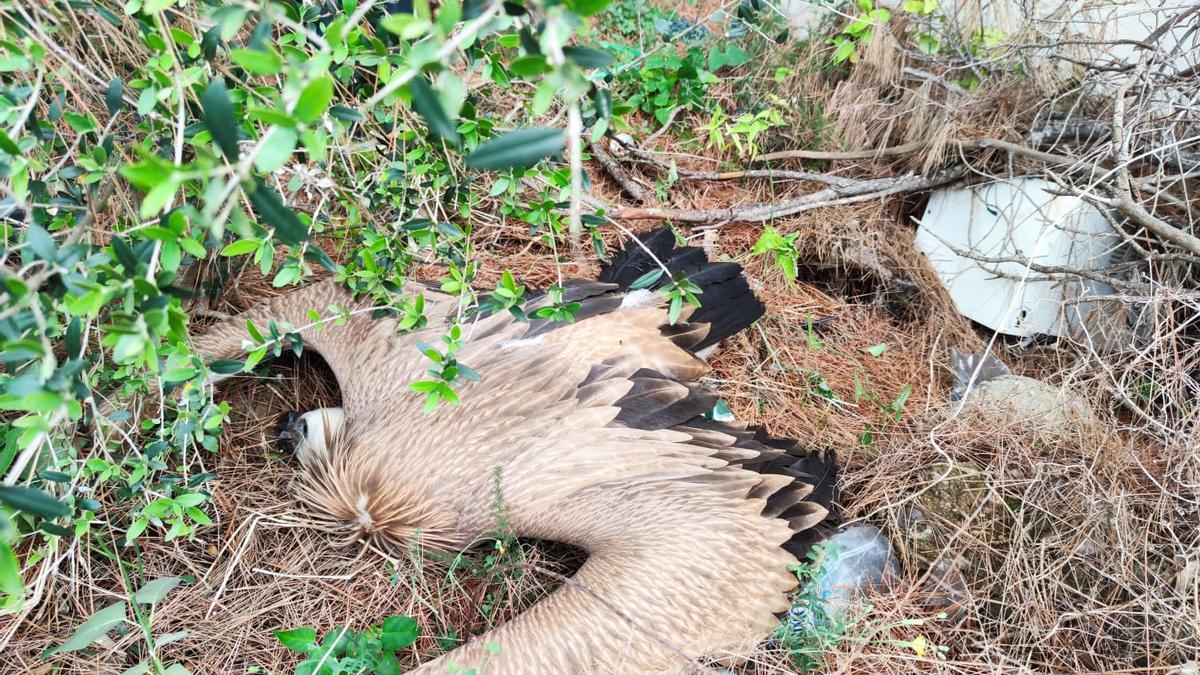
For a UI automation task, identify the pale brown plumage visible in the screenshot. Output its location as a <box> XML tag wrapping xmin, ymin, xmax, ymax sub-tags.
<box><xmin>172</xmin><ymin>229</ymin><xmax>839</xmax><ymax>673</ymax></box>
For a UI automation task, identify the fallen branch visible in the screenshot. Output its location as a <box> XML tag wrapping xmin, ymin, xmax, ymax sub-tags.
<box><xmin>1112</xmin><ymin>194</ymin><xmax>1200</xmax><ymax>257</ymax></box>
<box><xmin>1107</xmin><ymin>54</ymin><xmax>1200</xmax><ymax>257</ymax></box>
<box><xmin>590</xmin><ymin>139</ymin><xmax>648</xmax><ymax>204</ymax></box>
<box><xmin>755</xmin><ymin>139</ymin><xmax>933</xmax><ymax>162</ymax></box>
<box><xmin>611</xmin><ymin>166</ymin><xmax>965</xmax><ymax>223</ymax></box>
<box><xmin>756</xmin><ymin>138</ymin><xmax>1081</xmax><ymax>168</ymax></box>
<box><xmin>679</xmin><ymin>168</ymin><xmax>855</xmax><ymax>186</ymax></box>
<box><xmin>931</xmin><ymin>235</ymin><xmax>1143</xmax><ymax>291</ymax></box>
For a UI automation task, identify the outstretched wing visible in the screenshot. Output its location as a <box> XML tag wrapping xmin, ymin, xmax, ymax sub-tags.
<box><xmin>387</xmin><ymin>229</ymin><xmax>839</xmax><ymax>671</ymax></box>
<box><xmin>186</xmin><ymin>279</ymin><xmax>458</xmax><ymax>417</ymax></box>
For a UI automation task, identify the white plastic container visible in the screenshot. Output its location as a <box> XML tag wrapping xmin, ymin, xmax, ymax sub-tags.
<box><xmin>915</xmin><ymin>178</ymin><xmax>1119</xmax><ymax>338</ymax></box>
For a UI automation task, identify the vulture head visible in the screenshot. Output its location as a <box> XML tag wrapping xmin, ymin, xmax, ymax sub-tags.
<box><xmin>173</xmin><ymin>227</ymin><xmax>841</xmax><ymax>672</ymax></box>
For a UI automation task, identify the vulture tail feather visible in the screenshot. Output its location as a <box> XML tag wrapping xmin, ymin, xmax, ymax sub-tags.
<box><xmin>600</xmin><ymin>227</ymin><xmax>766</xmax><ymax>353</ymax></box>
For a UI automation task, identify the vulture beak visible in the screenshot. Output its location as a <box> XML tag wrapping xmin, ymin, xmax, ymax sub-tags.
<box><xmin>275</xmin><ymin>410</ymin><xmax>304</xmax><ymax>453</ymax></box>
<box><xmin>276</xmin><ymin>407</ymin><xmax>345</xmax><ymax>461</ymax></box>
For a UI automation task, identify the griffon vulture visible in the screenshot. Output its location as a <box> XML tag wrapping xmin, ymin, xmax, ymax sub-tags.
<box><xmin>172</xmin><ymin>228</ymin><xmax>839</xmax><ymax>672</ymax></box>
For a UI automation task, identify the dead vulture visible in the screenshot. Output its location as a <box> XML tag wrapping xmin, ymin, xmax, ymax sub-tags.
<box><xmin>180</xmin><ymin>228</ymin><xmax>839</xmax><ymax>672</ymax></box>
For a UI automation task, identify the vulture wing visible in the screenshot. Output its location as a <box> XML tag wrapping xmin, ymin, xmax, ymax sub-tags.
<box><xmin>185</xmin><ymin>280</ymin><xmax>459</xmax><ymax>417</ymax></box>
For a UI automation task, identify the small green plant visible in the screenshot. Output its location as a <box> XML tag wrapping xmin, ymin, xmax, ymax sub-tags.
<box><xmin>775</xmin><ymin>541</ymin><xmax>847</xmax><ymax>673</ymax></box>
<box><xmin>624</xmin><ymin>265</ymin><xmax>704</xmax><ymax>325</ymax></box>
<box><xmin>125</xmin><ymin>490</ymin><xmax>212</xmax><ymax>544</ymax></box>
<box><xmin>410</xmin><ymin>325</ymin><xmax>482</xmax><ymax>413</ymax></box>
<box><xmin>479</xmin><ymin>270</ymin><xmax>528</xmax><ymax>320</ymax></box>
<box><xmin>597</xmin><ymin>0</ymin><xmax>687</xmax><ymax>44</ymax></box>
<box><xmin>46</xmin><ymin>576</ymin><xmax>189</xmax><ymax>673</ymax></box>
<box><xmin>903</xmin><ymin>0</ymin><xmax>942</xmax><ymax>54</ymax></box>
<box><xmin>830</xmin><ymin>0</ymin><xmax>892</xmax><ymax>64</ymax></box>
<box><xmin>702</xmin><ymin>106</ymin><xmax>785</xmax><ymax>158</ymax></box>
<box><xmin>752</xmin><ymin>226</ymin><xmax>802</xmax><ymax>282</ymax></box>
<box><xmin>533</xmin><ymin>284</ymin><xmax>583</xmax><ymax>323</ymax></box>
<box><xmin>853</xmin><ymin>371</ymin><xmax>914</xmax><ymax>424</ymax></box>
<box><xmin>776</xmin><ymin>543</ymin><xmax>947</xmax><ymax>670</ymax></box>
<box><xmin>617</xmin><ymin>47</ymin><xmax>718</xmax><ymax>127</ymax></box>
<box><xmin>276</xmin><ymin>615</ymin><xmax>419</xmax><ymax>675</ymax></box>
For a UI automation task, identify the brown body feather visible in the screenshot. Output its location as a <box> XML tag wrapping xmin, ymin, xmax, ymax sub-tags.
<box><xmin>166</xmin><ymin>229</ymin><xmax>839</xmax><ymax>673</ymax></box>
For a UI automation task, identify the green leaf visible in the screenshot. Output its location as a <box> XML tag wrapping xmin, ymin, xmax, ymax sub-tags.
<box><xmin>0</xmin><ymin>55</ymin><xmax>30</xmax><ymax>73</ymax></box>
<box><xmin>293</xmin><ymin>76</ymin><xmax>333</xmax><ymax>125</ymax></box>
<box><xmin>508</xmin><ymin>55</ymin><xmax>550</xmax><ymax>77</ymax></box>
<box><xmin>562</xmin><ymin>46</ymin><xmax>612</xmax><ymax>69</ymax></box>
<box><xmin>40</xmin><ymin>522</ymin><xmax>74</xmax><ymax>537</ymax></box>
<box><xmin>465</xmin><ymin>128</ymin><xmax>564</xmax><ymax>171</ymax></box>
<box><xmin>201</xmin><ymin>79</ymin><xmax>240</xmax><ymax>161</ymax></box>
<box><xmin>254</xmin><ymin>127</ymin><xmax>298</xmax><ymax>174</ymax></box>
<box><xmin>248</xmin><ymin>179</ymin><xmax>308</xmax><ymax>246</ymax></box>
<box><xmin>0</xmin><ymin>542</ymin><xmax>23</xmax><ymax>611</ymax></box>
<box><xmin>628</xmin><ymin>268</ymin><xmax>664</xmax><ymax>290</ymax></box>
<box><xmin>0</xmin><ymin>485</ymin><xmax>70</xmax><ymax>518</ymax></box>
<box><xmin>667</xmin><ymin>294</ymin><xmax>685</xmax><ymax>325</ymax></box>
<box><xmin>247</xmin><ymin>107</ymin><xmax>296</xmax><ymax>128</ymax></box>
<box><xmin>0</xmin><ymin>129</ymin><xmax>19</xmax><ymax>155</ymax></box>
<box><xmin>832</xmin><ymin>38</ymin><xmax>855</xmax><ymax>63</ymax></box>
<box><xmin>105</xmin><ymin>78</ymin><xmax>124</xmax><ymax>115</ymax></box>
<box><xmin>175</xmin><ymin>493</ymin><xmax>207</xmax><ymax>509</ymax></box>
<box><xmin>209</xmin><ymin>359</ymin><xmax>243</xmax><ymax>374</ymax></box>
<box><xmin>51</xmin><ymin>601</ymin><xmax>127</xmax><ymax>654</ymax></box>
<box><xmin>707</xmin><ymin>45</ymin><xmax>751</xmax><ymax>70</ymax></box>
<box><xmin>245</xmin><ymin>319</ymin><xmax>265</xmax><ymax>343</ymax></box>
<box><xmin>890</xmin><ymin>384</ymin><xmax>912</xmax><ymax>419</ymax></box>
<box><xmin>138</xmin><ymin>174</ymin><xmax>180</xmax><ymax>218</ymax></box>
<box><xmin>64</xmin><ymin>111</ymin><xmax>99</xmax><ymax>133</ymax></box>
<box><xmin>230</xmin><ymin>48</ymin><xmax>282</xmax><ymax>75</ymax></box>
<box><xmin>436</xmin><ymin>0</ymin><xmax>462</xmax><ymax>33</ymax></box>
<box><xmin>565</xmin><ymin>0</ymin><xmax>614</xmax><ymax>16</ymax></box>
<box><xmin>329</xmin><ymin>105</ymin><xmax>364</xmax><ymax>122</ymax></box>
<box><xmin>380</xmin><ymin>14</ymin><xmax>432</xmax><ymax>39</ymax></box>
<box><xmin>380</xmin><ymin>615</ymin><xmax>419</xmax><ymax>652</ymax></box>
<box><xmin>593</xmin><ymin>87</ymin><xmax>612</xmax><ymax>119</ymax></box>
<box><xmin>220</xmin><ymin>238</ymin><xmax>261</xmax><ymax>256</ymax></box>
<box><xmin>866</xmin><ymin>343</ymin><xmax>888</xmax><ymax>358</ymax></box>
<box><xmin>24</xmin><ymin>223</ymin><xmax>58</xmax><ymax>262</ymax></box>
<box><xmin>0</xmin><ymin>339</ymin><xmax>44</xmax><ymax>362</ymax></box>
<box><xmin>304</xmin><ymin>245</ymin><xmax>338</xmax><ymax>272</ymax></box>
<box><xmin>120</xmin><ymin>158</ymin><xmax>171</xmax><ymax>190</ymax></box>
<box><xmin>275</xmin><ymin>626</ymin><xmax>316</xmax><ymax>652</ymax></box>
<box><xmin>408</xmin><ymin>78</ymin><xmax>461</xmax><ymax>146</ymax></box>
<box><xmin>134</xmin><ymin>577</ymin><xmax>181</xmax><ymax>604</ymax></box>
<box><xmin>125</xmin><ymin>517</ymin><xmax>150</xmax><ymax>544</ymax></box>
<box><xmin>243</xmin><ymin>346</ymin><xmax>268</xmax><ymax>372</ymax></box>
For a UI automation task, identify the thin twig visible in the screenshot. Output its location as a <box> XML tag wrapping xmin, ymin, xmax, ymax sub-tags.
<box><xmin>611</xmin><ymin>166</ymin><xmax>966</xmax><ymax>223</ymax></box>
